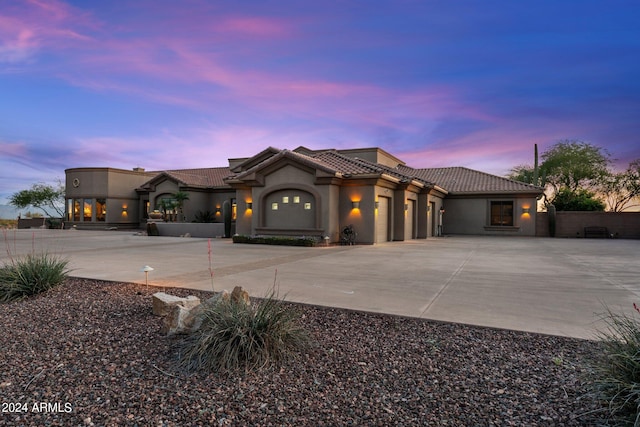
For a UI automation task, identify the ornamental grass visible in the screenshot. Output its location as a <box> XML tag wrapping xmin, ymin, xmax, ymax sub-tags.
<box><xmin>178</xmin><ymin>289</ymin><xmax>311</xmax><ymax>373</ymax></box>
<box><xmin>591</xmin><ymin>304</ymin><xmax>640</xmax><ymax>426</ymax></box>
<box><xmin>0</xmin><ymin>253</ymin><xmax>70</xmax><ymax>302</ymax></box>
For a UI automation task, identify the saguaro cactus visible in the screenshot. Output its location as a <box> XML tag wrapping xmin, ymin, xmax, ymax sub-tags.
<box><xmin>222</xmin><ymin>200</ymin><xmax>232</xmax><ymax>238</ymax></box>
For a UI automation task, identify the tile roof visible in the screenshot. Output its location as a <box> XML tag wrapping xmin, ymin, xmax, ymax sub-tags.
<box><xmin>228</xmin><ymin>149</ymin><xmax>433</xmax><ymax>188</ymax></box>
<box><xmin>138</xmin><ymin>149</ymin><xmax>542</xmax><ymax>196</ymax></box>
<box><xmin>164</xmin><ymin>167</ymin><xmax>231</xmax><ymax>188</ymax></box>
<box><xmin>400</xmin><ymin>166</ymin><xmax>543</xmax><ymax>194</ymax></box>
<box><xmin>140</xmin><ymin>167</ymin><xmax>231</xmax><ymax>189</ymax></box>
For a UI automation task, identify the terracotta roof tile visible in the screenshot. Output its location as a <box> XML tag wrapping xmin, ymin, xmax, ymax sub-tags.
<box><xmin>140</xmin><ymin>149</ymin><xmax>542</xmax><ymax>196</ymax></box>
<box><xmin>146</xmin><ymin>167</ymin><xmax>231</xmax><ymax>188</ymax></box>
<box><xmin>400</xmin><ymin>166</ymin><xmax>542</xmax><ymax>194</ymax></box>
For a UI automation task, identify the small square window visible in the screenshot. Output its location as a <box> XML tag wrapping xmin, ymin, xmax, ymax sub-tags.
<box><xmin>282</xmin><ymin>196</ymin><xmax>289</xmax><ymax>203</ymax></box>
<box><xmin>293</xmin><ymin>196</ymin><xmax>300</xmax><ymax>203</ymax></box>
<box><xmin>304</xmin><ymin>202</ymin><xmax>311</xmax><ymax>210</ymax></box>
<box><xmin>272</xmin><ymin>202</ymin><xmax>279</xmax><ymax>210</ymax></box>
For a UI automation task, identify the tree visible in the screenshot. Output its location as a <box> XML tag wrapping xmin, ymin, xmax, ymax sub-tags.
<box><xmin>9</xmin><ymin>182</ymin><xmax>65</xmax><ymax>217</ymax></box>
<box><xmin>159</xmin><ymin>199</ymin><xmax>177</xmax><ymax>222</ymax></box>
<box><xmin>552</xmin><ymin>188</ymin><xmax>605</xmax><ymax>211</ymax></box>
<box><xmin>508</xmin><ymin>144</ymin><xmax>545</xmax><ymax>187</ymax></box>
<box><xmin>540</xmin><ymin>140</ymin><xmax>611</xmax><ymax>197</ymax></box>
<box><xmin>598</xmin><ymin>159</ymin><xmax>640</xmax><ymax>212</ymax></box>
<box><xmin>173</xmin><ymin>191</ymin><xmax>190</xmax><ymax>222</ymax></box>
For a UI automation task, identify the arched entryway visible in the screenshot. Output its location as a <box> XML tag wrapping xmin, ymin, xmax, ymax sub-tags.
<box><xmin>263</xmin><ymin>189</ymin><xmax>316</xmax><ymax>229</ymax></box>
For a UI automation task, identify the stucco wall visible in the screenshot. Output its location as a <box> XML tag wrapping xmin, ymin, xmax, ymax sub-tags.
<box><xmin>235</xmin><ymin>188</ymin><xmax>253</xmax><ymax>235</ymax></box>
<box><xmin>537</xmin><ymin>211</ymin><xmax>640</xmax><ymax>238</ymax></box>
<box><xmin>340</xmin><ymin>185</ymin><xmax>376</xmax><ymax>244</ymax></box>
<box><xmin>65</xmin><ymin>168</ymin><xmax>154</xmax><ymax>228</ymax></box>
<box><xmin>442</xmin><ymin>196</ymin><xmax>537</xmax><ymax>236</ymax></box>
<box><xmin>251</xmin><ymin>164</ymin><xmax>325</xmax><ymax>237</ymax></box>
<box><xmin>150</xmin><ymin>181</ymin><xmax>179</xmax><ymax>210</ymax></box>
<box><xmin>155</xmin><ymin>222</ymin><xmax>225</xmax><ymax>238</ymax></box>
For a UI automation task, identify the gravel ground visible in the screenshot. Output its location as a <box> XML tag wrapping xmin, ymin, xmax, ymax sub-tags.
<box><xmin>0</xmin><ymin>278</ymin><xmax>605</xmax><ymax>426</ymax></box>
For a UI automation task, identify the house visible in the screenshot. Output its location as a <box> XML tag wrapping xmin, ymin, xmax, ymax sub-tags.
<box><xmin>64</xmin><ymin>146</ymin><xmax>543</xmax><ymax>242</ymax></box>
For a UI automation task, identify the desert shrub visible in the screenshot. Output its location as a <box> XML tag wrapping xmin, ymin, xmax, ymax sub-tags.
<box><xmin>232</xmin><ymin>234</ymin><xmax>318</xmax><ymax>247</ymax></box>
<box><xmin>590</xmin><ymin>305</ymin><xmax>640</xmax><ymax>425</ymax></box>
<box><xmin>194</xmin><ymin>210</ymin><xmax>216</xmax><ymax>223</ymax></box>
<box><xmin>178</xmin><ymin>291</ymin><xmax>311</xmax><ymax>372</ymax></box>
<box><xmin>0</xmin><ymin>253</ymin><xmax>70</xmax><ymax>302</ymax></box>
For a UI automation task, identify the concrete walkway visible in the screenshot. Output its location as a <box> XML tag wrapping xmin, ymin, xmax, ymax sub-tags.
<box><xmin>2</xmin><ymin>229</ymin><xmax>639</xmax><ymax>339</ymax></box>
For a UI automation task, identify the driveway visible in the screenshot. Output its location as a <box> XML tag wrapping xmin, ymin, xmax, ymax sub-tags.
<box><xmin>2</xmin><ymin>229</ymin><xmax>638</xmax><ymax>339</ymax></box>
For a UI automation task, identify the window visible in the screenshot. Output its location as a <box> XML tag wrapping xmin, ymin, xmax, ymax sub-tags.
<box><xmin>66</xmin><ymin>199</ymin><xmax>73</xmax><ymax>222</ymax></box>
<box><xmin>231</xmin><ymin>198</ymin><xmax>237</xmax><ymax>221</ymax></box>
<box><xmin>96</xmin><ymin>199</ymin><xmax>106</xmax><ymax>221</ymax></box>
<box><xmin>83</xmin><ymin>199</ymin><xmax>93</xmax><ymax>222</ymax></box>
<box><xmin>491</xmin><ymin>201</ymin><xmax>513</xmax><ymax>226</ymax></box>
<box><xmin>73</xmin><ymin>200</ymin><xmax>81</xmax><ymax>221</ymax></box>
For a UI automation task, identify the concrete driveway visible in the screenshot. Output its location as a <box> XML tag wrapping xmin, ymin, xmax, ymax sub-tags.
<box><xmin>2</xmin><ymin>229</ymin><xmax>639</xmax><ymax>339</ymax></box>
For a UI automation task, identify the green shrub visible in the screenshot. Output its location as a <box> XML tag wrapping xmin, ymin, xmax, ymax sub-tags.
<box><xmin>232</xmin><ymin>234</ymin><xmax>318</xmax><ymax>246</ymax></box>
<box><xmin>0</xmin><ymin>253</ymin><xmax>70</xmax><ymax>302</ymax></box>
<box><xmin>591</xmin><ymin>305</ymin><xmax>640</xmax><ymax>425</ymax></box>
<box><xmin>178</xmin><ymin>291</ymin><xmax>311</xmax><ymax>372</ymax></box>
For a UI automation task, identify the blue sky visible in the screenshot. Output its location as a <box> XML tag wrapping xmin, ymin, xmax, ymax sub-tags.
<box><xmin>1</xmin><ymin>0</ymin><xmax>639</xmax><ymax>204</ymax></box>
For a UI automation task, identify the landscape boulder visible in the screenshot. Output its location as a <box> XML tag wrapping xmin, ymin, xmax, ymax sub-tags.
<box><xmin>230</xmin><ymin>286</ymin><xmax>250</xmax><ymax>305</ymax></box>
<box><xmin>154</xmin><ymin>290</ymin><xmax>234</xmax><ymax>335</ymax></box>
<box><xmin>151</xmin><ymin>292</ymin><xmax>201</xmax><ymax>317</ymax></box>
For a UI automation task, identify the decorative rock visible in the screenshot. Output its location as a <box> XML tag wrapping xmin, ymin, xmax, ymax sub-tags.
<box><xmin>161</xmin><ymin>305</ymin><xmax>195</xmax><ymax>335</ymax></box>
<box><xmin>203</xmin><ymin>290</ymin><xmax>230</xmax><ymax>307</ymax></box>
<box><xmin>158</xmin><ymin>290</ymin><xmax>232</xmax><ymax>335</ymax></box>
<box><xmin>151</xmin><ymin>292</ymin><xmax>201</xmax><ymax>317</ymax></box>
<box><xmin>230</xmin><ymin>286</ymin><xmax>250</xmax><ymax>305</ymax></box>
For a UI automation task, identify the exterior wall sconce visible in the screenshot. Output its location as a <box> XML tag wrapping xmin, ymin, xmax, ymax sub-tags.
<box><xmin>122</xmin><ymin>207</ymin><xmax>127</xmax><ymax>213</ymax></box>
<box><xmin>404</xmin><ymin>203</ymin><xmax>409</xmax><ymax>211</ymax></box>
<box><xmin>439</xmin><ymin>207</ymin><xmax>445</xmax><ymax>214</ymax></box>
<box><xmin>522</xmin><ymin>207</ymin><xmax>530</xmax><ymax>214</ymax></box>
<box><xmin>215</xmin><ymin>207</ymin><xmax>221</xmax><ymax>214</ymax></box>
<box><xmin>375</xmin><ymin>201</ymin><xmax>379</xmax><ymax>209</ymax></box>
<box><xmin>352</xmin><ymin>201</ymin><xmax>360</xmax><ymax>209</ymax></box>
<box><xmin>247</xmin><ymin>202</ymin><xmax>253</xmax><ymax>209</ymax></box>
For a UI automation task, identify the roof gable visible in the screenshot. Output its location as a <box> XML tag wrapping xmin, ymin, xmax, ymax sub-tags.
<box><xmin>230</xmin><ymin>147</ymin><xmax>281</xmax><ymax>173</ymax></box>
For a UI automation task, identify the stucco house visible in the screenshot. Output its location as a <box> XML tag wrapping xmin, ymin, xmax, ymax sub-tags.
<box><xmin>64</xmin><ymin>146</ymin><xmax>542</xmax><ymax>243</ymax></box>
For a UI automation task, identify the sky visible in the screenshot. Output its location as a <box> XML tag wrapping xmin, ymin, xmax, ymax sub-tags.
<box><xmin>1</xmin><ymin>0</ymin><xmax>639</xmax><ymax>204</ymax></box>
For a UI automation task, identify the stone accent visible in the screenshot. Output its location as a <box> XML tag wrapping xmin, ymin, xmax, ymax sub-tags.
<box><xmin>230</xmin><ymin>286</ymin><xmax>250</xmax><ymax>305</ymax></box>
<box><xmin>154</xmin><ymin>290</ymin><xmax>232</xmax><ymax>335</ymax></box>
<box><xmin>152</xmin><ymin>292</ymin><xmax>201</xmax><ymax>317</ymax></box>
<box><xmin>161</xmin><ymin>305</ymin><xmax>193</xmax><ymax>335</ymax></box>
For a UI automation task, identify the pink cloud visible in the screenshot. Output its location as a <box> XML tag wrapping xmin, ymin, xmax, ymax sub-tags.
<box><xmin>0</xmin><ymin>0</ymin><xmax>95</xmax><ymax>66</ymax></box>
<box><xmin>0</xmin><ymin>141</ymin><xmax>28</xmax><ymax>157</ymax></box>
<box><xmin>216</xmin><ymin>16</ymin><xmax>291</xmax><ymax>37</ymax></box>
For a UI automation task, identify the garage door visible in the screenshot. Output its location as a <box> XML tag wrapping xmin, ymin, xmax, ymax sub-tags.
<box><xmin>376</xmin><ymin>197</ymin><xmax>390</xmax><ymax>243</ymax></box>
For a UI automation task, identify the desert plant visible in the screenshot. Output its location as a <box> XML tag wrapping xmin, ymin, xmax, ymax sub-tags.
<box><xmin>178</xmin><ymin>289</ymin><xmax>310</xmax><ymax>372</ymax></box>
<box><xmin>0</xmin><ymin>253</ymin><xmax>70</xmax><ymax>302</ymax></box>
<box><xmin>194</xmin><ymin>210</ymin><xmax>215</xmax><ymax>223</ymax></box>
<box><xmin>222</xmin><ymin>200</ymin><xmax>232</xmax><ymax>237</ymax></box>
<box><xmin>590</xmin><ymin>304</ymin><xmax>640</xmax><ymax>425</ymax></box>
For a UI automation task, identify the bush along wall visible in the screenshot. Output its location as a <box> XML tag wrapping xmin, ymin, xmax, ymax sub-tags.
<box><xmin>232</xmin><ymin>235</ymin><xmax>319</xmax><ymax>247</ymax></box>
